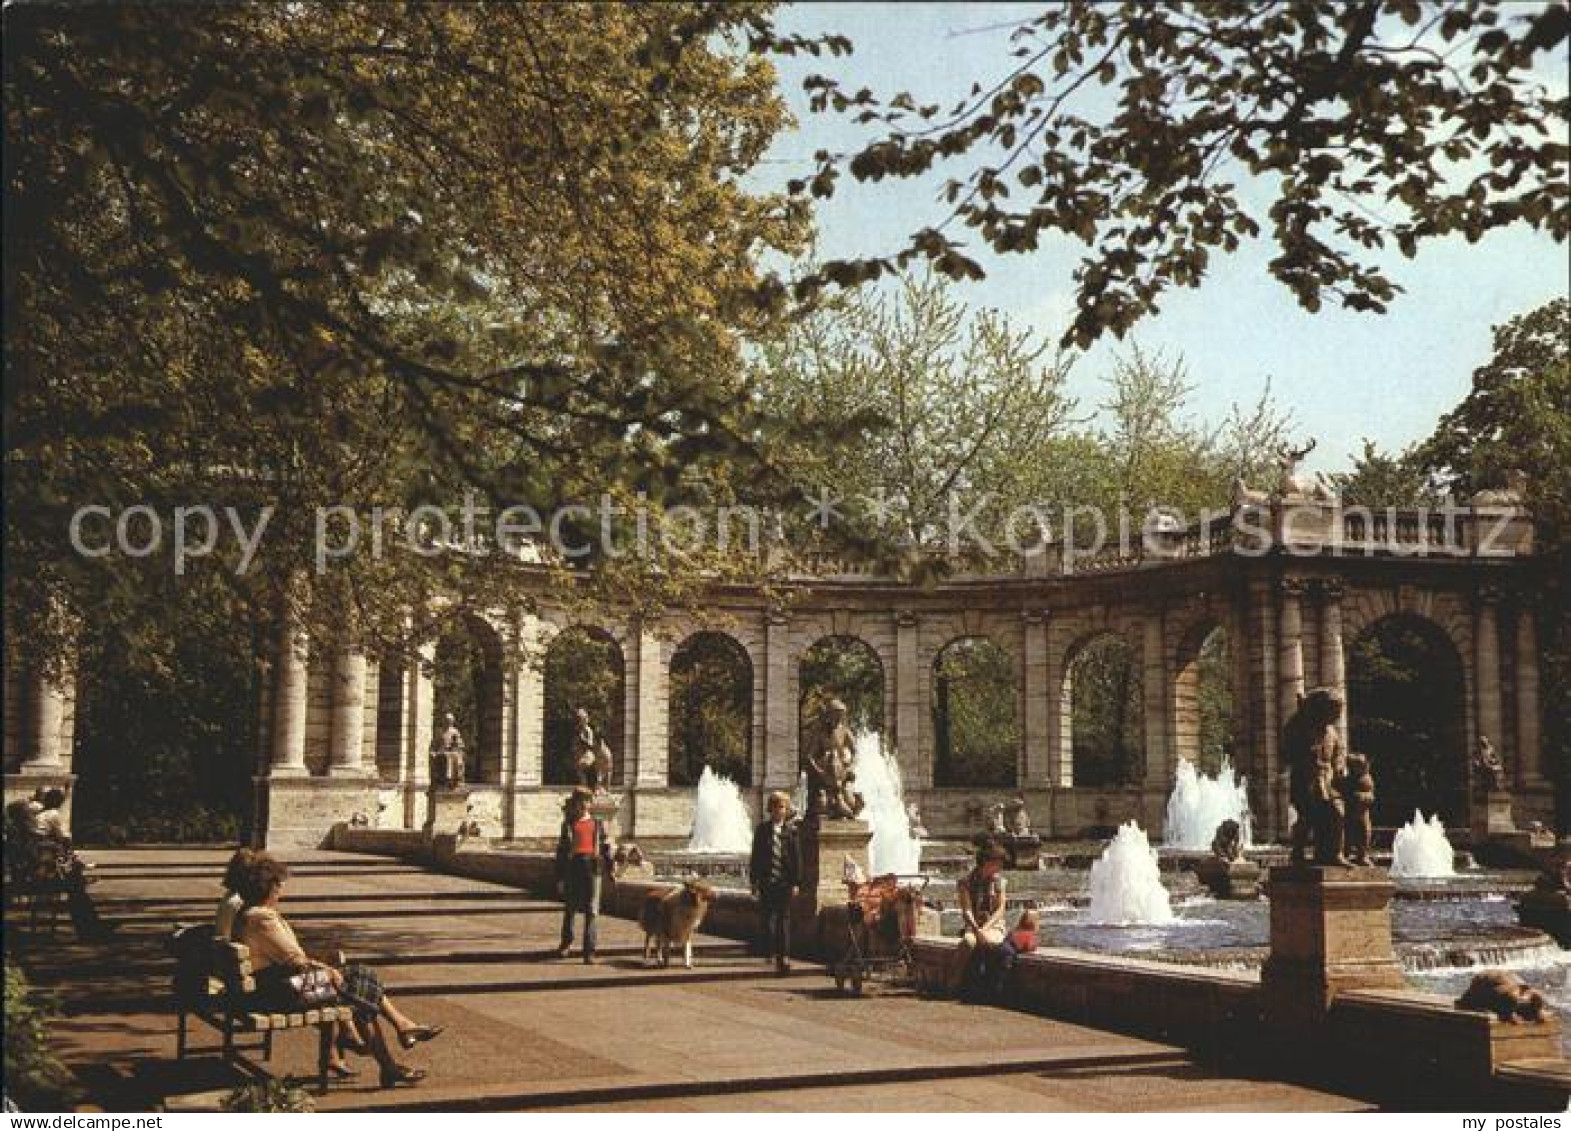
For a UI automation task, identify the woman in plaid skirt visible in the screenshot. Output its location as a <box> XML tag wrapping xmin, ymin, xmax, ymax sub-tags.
<box><xmin>236</xmin><ymin>853</ymin><xmax>444</xmax><ymax>1088</ymax></box>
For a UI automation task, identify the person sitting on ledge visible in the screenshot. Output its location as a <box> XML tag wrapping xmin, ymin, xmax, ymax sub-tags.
<box><xmin>978</xmin><ymin>908</ymin><xmax>1040</xmax><ymax>998</ymax></box>
<box><xmin>951</xmin><ymin>839</ymin><xmax>1009</xmax><ymax>997</ymax></box>
<box><xmin>235</xmin><ymin>852</ymin><xmax>442</xmax><ymax>1087</ymax></box>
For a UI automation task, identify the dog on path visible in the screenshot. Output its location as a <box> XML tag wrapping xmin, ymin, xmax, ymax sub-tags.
<box><xmin>639</xmin><ymin>881</ymin><xmax>717</xmax><ymax>969</ymax></box>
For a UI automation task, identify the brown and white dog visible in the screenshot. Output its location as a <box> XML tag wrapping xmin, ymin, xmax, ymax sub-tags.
<box><xmin>639</xmin><ymin>881</ymin><xmax>716</xmax><ymax>969</ymax></box>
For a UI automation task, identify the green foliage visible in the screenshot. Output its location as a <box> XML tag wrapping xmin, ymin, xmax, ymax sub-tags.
<box><xmin>1334</xmin><ymin>439</ymin><xmax>1434</xmax><ymax>506</ymax></box>
<box><xmin>669</xmin><ymin>633</ymin><xmax>753</xmax><ymax>786</ymax></box>
<box><xmin>1070</xmin><ymin>636</ymin><xmax>1145</xmax><ymax>787</ymax></box>
<box><xmin>1347</xmin><ymin>617</ymin><xmax>1467</xmax><ymax>825</ymax></box>
<box><xmin>778</xmin><ymin>2</ymin><xmax>1568</xmax><ymax>347</ymax></box>
<box><xmin>933</xmin><ymin>638</ymin><xmax>1020</xmax><ymax>787</ymax></box>
<box><xmin>4</xmin><ymin>965</ymin><xmax>79</xmax><ymax>1111</ymax></box>
<box><xmin>542</xmin><ymin>628</ymin><xmax>624</xmax><ymax>786</ymax></box>
<box><xmin>1195</xmin><ymin>629</ymin><xmax>1234</xmax><ymax>776</ymax></box>
<box><xmin>221</xmin><ymin>1079</ymin><xmax>316</xmax><ymax>1113</ymax></box>
<box><xmin>799</xmin><ymin>637</ymin><xmax>884</xmax><ymax>758</ymax></box>
<box><xmin>70</xmin><ymin>580</ymin><xmax>257</xmax><ymax>844</ymax></box>
<box><xmin>1413</xmin><ymin>298</ymin><xmax>1571</xmax><ymax>830</ymax></box>
<box><xmin>6</xmin><ymin>2</ymin><xmax>813</xmax><ymax>667</ymax></box>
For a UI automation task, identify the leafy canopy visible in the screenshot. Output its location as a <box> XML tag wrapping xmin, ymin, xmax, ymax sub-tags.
<box><xmin>771</xmin><ymin>1</ymin><xmax>1568</xmax><ymax>347</ymax></box>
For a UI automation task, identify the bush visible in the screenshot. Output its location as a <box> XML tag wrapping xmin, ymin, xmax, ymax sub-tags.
<box><xmin>3</xmin><ymin>965</ymin><xmax>79</xmax><ymax>1111</ymax></box>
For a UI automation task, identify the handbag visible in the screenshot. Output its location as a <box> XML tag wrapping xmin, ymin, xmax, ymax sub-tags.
<box><xmin>289</xmin><ymin>965</ymin><xmax>337</xmax><ymax>1007</ymax></box>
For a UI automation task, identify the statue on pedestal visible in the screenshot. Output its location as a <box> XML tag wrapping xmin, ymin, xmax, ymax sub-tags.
<box><xmin>573</xmin><ymin>707</ymin><xmax>613</xmax><ymax>793</ymax></box>
<box><xmin>431</xmin><ymin>712</ymin><xmax>466</xmax><ymax>789</ymax></box>
<box><xmin>1283</xmin><ymin>688</ymin><xmax>1350</xmax><ymax>867</ymax></box>
<box><xmin>1472</xmin><ymin>735</ymin><xmax>1506</xmax><ymax>794</ymax></box>
<box><xmin>804</xmin><ymin>698</ymin><xmax>864</xmax><ymax>820</ymax></box>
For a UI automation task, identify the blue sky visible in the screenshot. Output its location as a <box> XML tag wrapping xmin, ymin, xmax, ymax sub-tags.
<box><xmin>755</xmin><ymin>3</ymin><xmax>1570</xmax><ymax>475</ymax></box>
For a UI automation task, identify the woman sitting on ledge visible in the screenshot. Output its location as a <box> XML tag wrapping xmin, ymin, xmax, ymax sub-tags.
<box><xmin>951</xmin><ymin>839</ymin><xmax>1009</xmax><ymax>997</ymax></box>
<box><xmin>235</xmin><ymin>852</ymin><xmax>442</xmax><ymax>1088</ymax></box>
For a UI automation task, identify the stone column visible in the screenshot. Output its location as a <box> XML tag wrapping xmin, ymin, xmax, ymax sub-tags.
<box><xmin>21</xmin><ymin>669</ymin><xmax>69</xmax><ymax>771</ymax></box>
<box><xmin>509</xmin><ymin>614</ymin><xmax>545</xmax><ymax>788</ymax></box>
<box><xmin>402</xmin><ymin>640</ymin><xmax>435</xmax><ymax>826</ymax></box>
<box><xmin>1141</xmin><ymin>608</ymin><xmax>1168</xmax><ymax>790</ymax></box>
<box><xmin>1316</xmin><ymin>580</ymin><xmax>1347</xmax><ymax>734</ymax></box>
<box><xmin>1249</xmin><ymin>577</ymin><xmax>1282</xmax><ymax>837</ymax></box>
<box><xmin>269</xmin><ymin>612</ymin><xmax>310</xmax><ymax>777</ymax></box>
<box><xmin>762</xmin><ymin>608</ymin><xmax>796</xmax><ymax>790</ymax></box>
<box><xmin>627</xmin><ymin>617</ymin><xmax>668</xmax><ymax>788</ymax></box>
<box><xmin>1475</xmin><ymin>585</ymin><xmax>1503</xmax><ymax>763</ymax></box>
<box><xmin>1020</xmin><ymin>610</ymin><xmax>1050</xmax><ymax>786</ymax></box>
<box><xmin>1046</xmin><ymin>625</ymin><xmax>1073</xmax><ymax>788</ymax></box>
<box><xmin>894</xmin><ymin>611</ymin><xmax>924</xmax><ymax>788</ymax></box>
<box><xmin>1514</xmin><ymin>603</ymin><xmax>1545</xmax><ymax>788</ymax></box>
<box><xmin>1278</xmin><ymin>577</ymin><xmax>1307</xmax><ymax>724</ymax></box>
<box><xmin>328</xmin><ymin>646</ymin><xmax>369</xmax><ymax>777</ymax></box>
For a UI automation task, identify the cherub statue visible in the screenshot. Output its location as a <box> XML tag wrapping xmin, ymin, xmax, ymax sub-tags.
<box><xmin>1340</xmin><ymin>751</ymin><xmax>1375</xmax><ymax>865</ymax></box>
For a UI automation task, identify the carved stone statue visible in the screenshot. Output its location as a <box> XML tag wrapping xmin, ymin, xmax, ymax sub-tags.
<box><xmin>1455</xmin><ymin>971</ymin><xmax>1549</xmax><ymax>1024</ymax></box>
<box><xmin>1008</xmin><ymin>796</ymin><xmax>1032</xmax><ymax>837</ymax></box>
<box><xmin>1196</xmin><ymin>816</ymin><xmax>1261</xmax><ymax>898</ymax></box>
<box><xmin>1339</xmin><ymin>750</ymin><xmax>1375</xmax><ymax>865</ymax></box>
<box><xmin>988</xmin><ymin>803</ymin><xmax>1007</xmax><ymax>835</ymax></box>
<box><xmin>1211</xmin><ymin>819</ymin><xmax>1244</xmax><ymax>863</ymax></box>
<box><xmin>905</xmin><ymin>801</ymin><xmax>928</xmax><ymax>840</ymax></box>
<box><xmin>431</xmin><ymin>713</ymin><xmax>466</xmax><ymax>789</ymax></box>
<box><xmin>1276</xmin><ymin>438</ymin><xmax>1318</xmax><ymax>498</ymax></box>
<box><xmin>804</xmin><ymin>698</ymin><xmax>864</xmax><ymax>820</ymax></box>
<box><xmin>573</xmin><ymin>708</ymin><xmax>612</xmax><ymax>792</ymax></box>
<box><xmin>1473</xmin><ymin>735</ymin><xmax>1506</xmax><ymax>794</ymax></box>
<box><xmin>1232</xmin><ymin>476</ymin><xmax>1269</xmax><ymax>508</ymax></box>
<box><xmin>1283</xmin><ymin>687</ymin><xmax>1350</xmax><ymax>867</ymax></box>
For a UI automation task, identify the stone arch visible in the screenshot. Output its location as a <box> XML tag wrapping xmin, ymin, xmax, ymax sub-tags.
<box><xmin>668</xmin><ymin>630</ymin><xmax>754</xmax><ymax>786</ymax></box>
<box><xmin>798</xmin><ymin>634</ymin><xmax>885</xmax><ymax>765</ymax></box>
<box><xmin>1347</xmin><ymin>612</ymin><xmax>1469</xmax><ymax>825</ymax></box>
<box><xmin>432</xmin><ymin>612</ymin><xmax>508</xmax><ymax>785</ymax></box>
<box><xmin>1061</xmin><ymin>630</ymin><xmax>1146</xmax><ymax>788</ymax></box>
<box><xmin>542</xmin><ymin>624</ymin><xmax>626</xmax><ymax>786</ymax></box>
<box><xmin>931</xmin><ymin>635</ymin><xmax>1019</xmax><ymax>787</ymax></box>
<box><xmin>1171</xmin><ymin>618</ymin><xmax>1234</xmax><ymax>775</ymax></box>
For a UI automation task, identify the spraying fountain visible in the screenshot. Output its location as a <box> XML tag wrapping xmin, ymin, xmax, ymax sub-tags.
<box><xmin>1085</xmin><ymin>822</ymin><xmax>1175</xmax><ymax>925</ymax></box>
<box><xmin>1390</xmin><ymin>810</ymin><xmax>1457</xmax><ymax>879</ymax></box>
<box><xmin>851</xmin><ymin>732</ymin><xmax>922</xmax><ymax>876</ymax></box>
<box><xmin>687</xmin><ymin>766</ymin><xmax>753</xmax><ymax>854</ymax></box>
<box><xmin>1164</xmin><ymin>758</ymin><xmax>1252</xmax><ymax>851</ymax></box>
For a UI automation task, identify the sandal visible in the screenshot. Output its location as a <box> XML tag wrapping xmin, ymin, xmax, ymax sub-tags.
<box><xmin>379</xmin><ymin>1065</ymin><xmax>427</xmax><ymax>1089</ymax></box>
<box><xmin>327</xmin><ymin>1062</ymin><xmax>359</xmax><ymax>1080</ymax></box>
<box><xmin>398</xmin><ymin>1024</ymin><xmax>446</xmax><ymax>1050</ymax></box>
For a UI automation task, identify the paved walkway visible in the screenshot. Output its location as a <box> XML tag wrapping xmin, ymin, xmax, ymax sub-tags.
<box><xmin>6</xmin><ymin>847</ymin><xmax>1369</xmax><ymax>1112</ymax></box>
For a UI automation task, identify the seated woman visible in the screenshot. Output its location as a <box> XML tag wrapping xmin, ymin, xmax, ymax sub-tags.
<box><xmin>951</xmin><ymin>839</ymin><xmax>1009</xmax><ymax>997</ymax></box>
<box><xmin>9</xmin><ymin>788</ymin><xmax>114</xmax><ymax>941</ymax></box>
<box><xmin>234</xmin><ymin>853</ymin><xmax>441</xmax><ymax>1087</ymax></box>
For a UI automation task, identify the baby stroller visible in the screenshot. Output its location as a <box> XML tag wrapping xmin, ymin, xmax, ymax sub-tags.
<box><xmin>831</xmin><ymin>873</ymin><xmax>930</xmax><ymax>996</ymax></box>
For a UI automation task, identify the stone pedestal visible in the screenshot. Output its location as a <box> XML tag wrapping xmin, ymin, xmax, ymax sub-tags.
<box><xmin>1471</xmin><ymin>789</ymin><xmax>1517</xmax><ymax>839</ymax></box>
<box><xmin>1003</xmin><ymin>833</ymin><xmax>1042</xmax><ymax>871</ymax></box>
<box><xmin>1195</xmin><ymin>855</ymin><xmax>1263</xmax><ymax>900</ymax></box>
<box><xmin>800</xmin><ymin>816</ymin><xmax>872</xmax><ymax>906</ymax></box>
<box><xmin>589</xmin><ymin>793</ymin><xmax>625</xmax><ymax>838</ymax></box>
<box><xmin>1260</xmin><ymin>865</ymin><xmax>1404</xmax><ymax>1033</ymax></box>
<box><xmin>423</xmin><ymin>786</ymin><xmax>472</xmax><ymax>837</ymax></box>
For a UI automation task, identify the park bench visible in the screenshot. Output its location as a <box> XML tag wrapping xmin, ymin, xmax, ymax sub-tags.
<box><xmin>171</xmin><ymin>925</ymin><xmax>353</xmax><ymax>1092</ymax></box>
